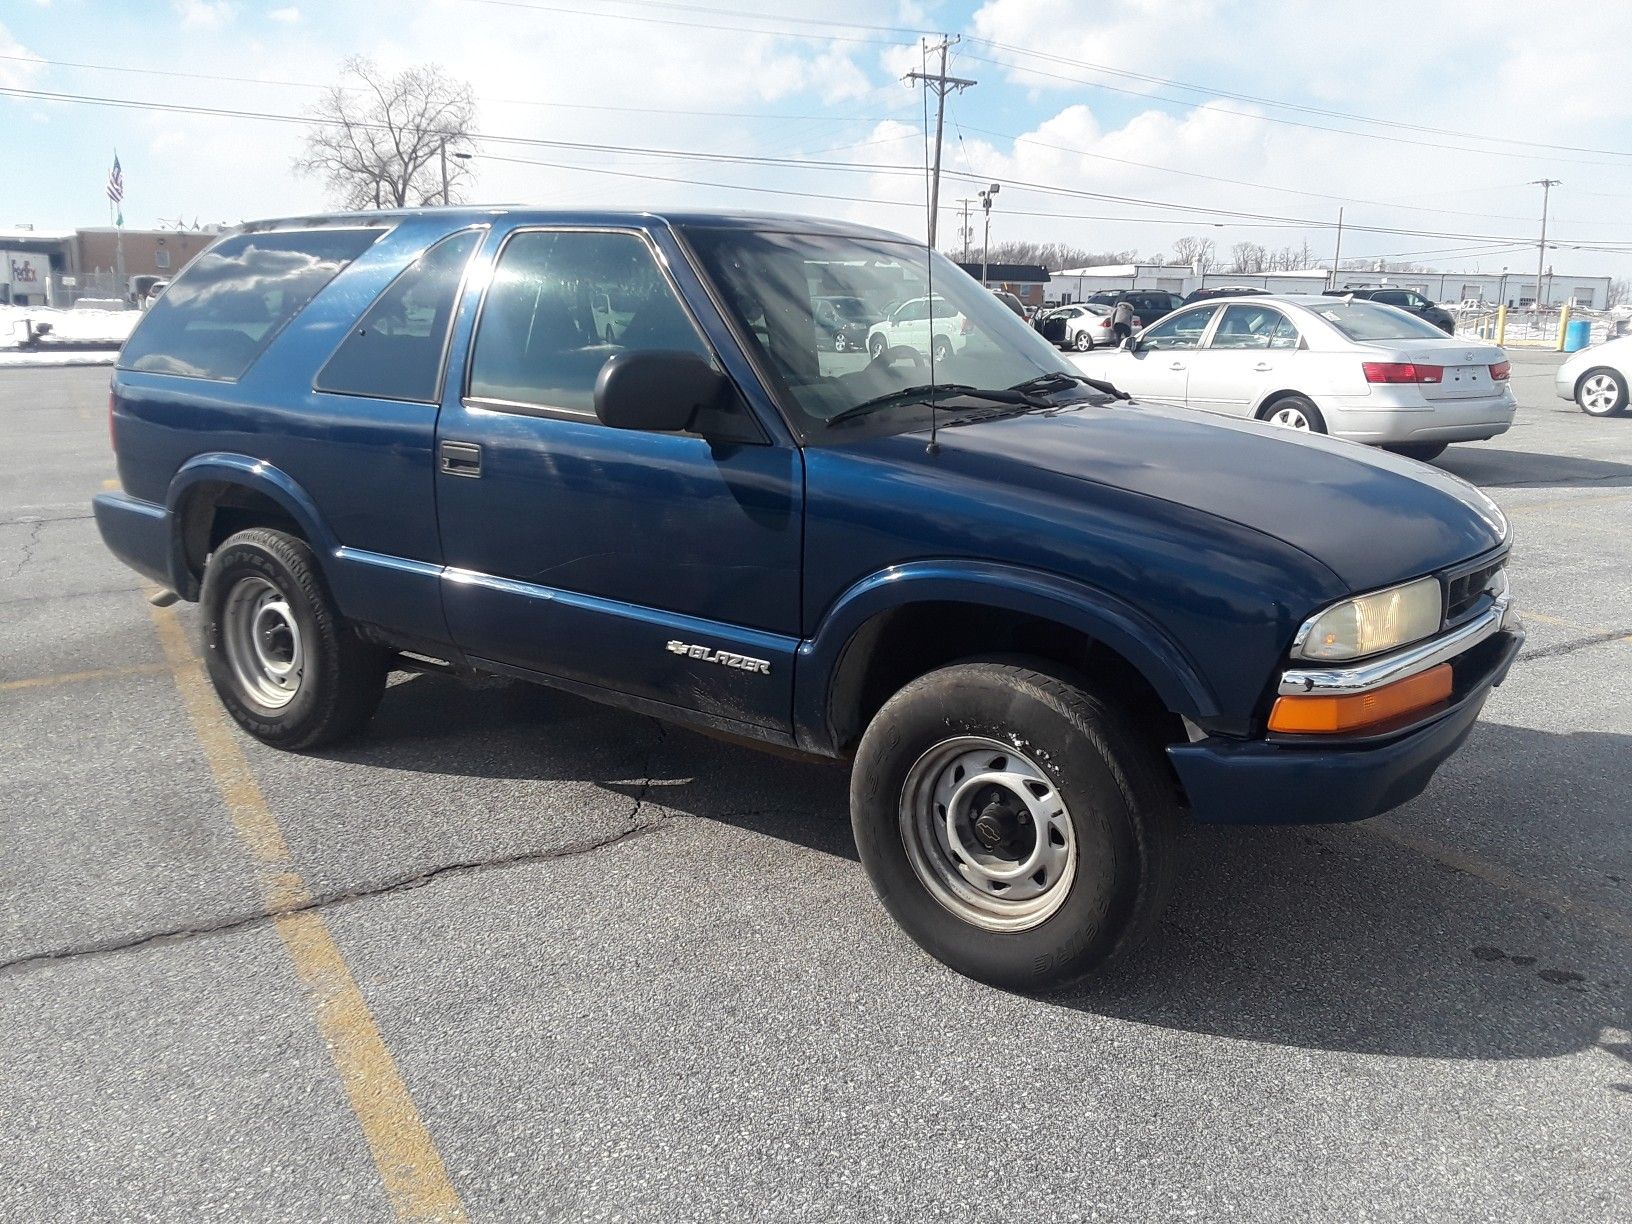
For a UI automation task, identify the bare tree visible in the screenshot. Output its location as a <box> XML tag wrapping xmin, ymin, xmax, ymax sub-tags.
<box><xmin>955</xmin><ymin>240</ymin><xmax>1139</xmax><ymax>270</ymax></box>
<box><xmin>1608</xmin><ymin>277</ymin><xmax>1631</xmax><ymax>308</ymax></box>
<box><xmin>1228</xmin><ymin>242</ymin><xmax>1267</xmax><ymax>274</ymax></box>
<box><xmin>297</xmin><ymin>57</ymin><xmax>477</xmax><ymax>209</ymax></box>
<box><xmin>1170</xmin><ymin>236</ymin><xmax>1216</xmax><ymax>272</ymax></box>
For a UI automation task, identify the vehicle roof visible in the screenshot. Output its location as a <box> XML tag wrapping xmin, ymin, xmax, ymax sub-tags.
<box><xmin>233</xmin><ymin>205</ymin><xmax>913</xmax><ymax>242</ymax></box>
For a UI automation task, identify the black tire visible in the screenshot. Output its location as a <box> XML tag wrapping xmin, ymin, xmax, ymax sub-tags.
<box><xmin>1072</xmin><ymin>330</ymin><xmax>1094</xmax><ymax>352</ymax></box>
<box><xmin>868</xmin><ymin>333</ymin><xmax>887</xmax><ymax>360</ymax></box>
<box><xmin>200</xmin><ymin>527</ymin><xmax>389</xmax><ymax>751</ymax></box>
<box><xmin>931</xmin><ymin>335</ymin><xmax>953</xmax><ymax>364</ymax></box>
<box><xmin>1384</xmin><ymin>442</ymin><xmax>1448</xmax><ymax>462</ymax></box>
<box><xmin>1575</xmin><ymin>367</ymin><xmax>1629</xmax><ymax>417</ymax></box>
<box><xmin>1259</xmin><ymin>394</ymin><xmax>1327</xmax><ymax>434</ymax></box>
<box><xmin>850</xmin><ymin>658</ymin><xmax>1178</xmax><ymax>991</ymax></box>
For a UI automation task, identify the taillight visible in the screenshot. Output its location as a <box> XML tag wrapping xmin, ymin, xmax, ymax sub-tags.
<box><xmin>1362</xmin><ymin>361</ymin><xmax>1443</xmax><ymax>384</ymax></box>
<box><xmin>1489</xmin><ymin>360</ymin><xmax>1511</xmax><ymax>381</ymax></box>
<box><xmin>960</xmin><ymin>315</ymin><xmax>973</xmax><ymax>334</ymax></box>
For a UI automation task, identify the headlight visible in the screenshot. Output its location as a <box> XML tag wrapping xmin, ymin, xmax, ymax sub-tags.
<box><xmin>1293</xmin><ymin>576</ymin><xmax>1442</xmax><ymax>662</ymax></box>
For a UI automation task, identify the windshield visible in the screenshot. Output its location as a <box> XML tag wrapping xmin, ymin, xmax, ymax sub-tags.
<box><xmin>682</xmin><ymin>227</ymin><xmax>1079</xmax><ymax>433</ymax></box>
<box><xmin>1313</xmin><ymin>300</ymin><xmax>1448</xmax><ymax>341</ymax></box>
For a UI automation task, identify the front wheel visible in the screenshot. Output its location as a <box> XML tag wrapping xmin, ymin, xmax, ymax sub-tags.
<box><xmin>867</xmin><ymin>333</ymin><xmax>887</xmax><ymax>360</ymax></box>
<box><xmin>1576</xmin><ymin>368</ymin><xmax>1628</xmax><ymax>417</ymax></box>
<box><xmin>833</xmin><ymin>332</ymin><xmax>848</xmax><ymax>353</ymax></box>
<box><xmin>931</xmin><ymin>335</ymin><xmax>953</xmax><ymax>364</ymax></box>
<box><xmin>200</xmin><ymin>527</ymin><xmax>389</xmax><ymax>751</ymax></box>
<box><xmin>850</xmin><ymin>659</ymin><xmax>1177</xmax><ymax>991</ymax></box>
<box><xmin>1260</xmin><ymin>394</ymin><xmax>1326</xmax><ymax>433</ymax></box>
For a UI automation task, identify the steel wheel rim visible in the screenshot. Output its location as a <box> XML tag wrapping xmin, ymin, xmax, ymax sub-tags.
<box><xmin>1269</xmin><ymin>404</ymin><xmax>1311</xmax><ymax>430</ymax></box>
<box><xmin>222</xmin><ymin>575</ymin><xmax>304</xmax><ymax>709</ymax></box>
<box><xmin>899</xmin><ymin>736</ymin><xmax>1079</xmax><ymax>932</ymax></box>
<box><xmin>1581</xmin><ymin>374</ymin><xmax>1619</xmax><ymax>411</ymax></box>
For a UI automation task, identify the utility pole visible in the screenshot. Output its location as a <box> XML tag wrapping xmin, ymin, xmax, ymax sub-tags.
<box><xmin>980</xmin><ymin>184</ymin><xmax>1001</xmax><ymax>284</ymax></box>
<box><xmin>439</xmin><ymin>138</ymin><xmax>450</xmax><ymax>205</ymax></box>
<box><xmin>905</xmin><ymin>36</ymin><xmax>975</xmax><ymax>248</ymax></box>
<box><xmin>1330</xmin><ymin>207</ymin><xmax>1344</xmax><ymax>290</ymax></box>
<box><xmin>1530</xmin><ymin>179</ymin><xmax>1560</xmax><ymax>314</ymax></box>
<box><xmin>957</xmin><ymin>198</ymin><xmax>977</xmax><ymax>262</ymax></box>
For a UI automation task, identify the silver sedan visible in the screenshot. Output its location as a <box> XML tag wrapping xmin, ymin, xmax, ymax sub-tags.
<box><xmin>1071</xmin><ymin>294</ymin><xmax>1516</xmax><ymax>462</ymax></box>
<box><xmin>1555</xmin><ymin>334</ymin><xmax>1632</xmax><ymax>416</ymax></box>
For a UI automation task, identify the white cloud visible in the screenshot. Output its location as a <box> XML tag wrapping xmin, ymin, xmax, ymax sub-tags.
<box><xmin>268</xmin><ymin>5</ymin><xmax>301</xmax><ymax>22</ymax></box>
<box><xmin>0</xmin><ymin>23</ymin><xmax>44</xmax><ymax>89</ymax></box>
<box><xmin>174</xmin><ymin>1</ymin><xmax>236</xmax><ymax>29</ymax></box>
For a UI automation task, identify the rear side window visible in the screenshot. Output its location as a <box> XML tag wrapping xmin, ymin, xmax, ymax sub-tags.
<box><xmin>118</xmin><ymin>228</ymin><xmax>382</xmax><ymax>381</ymax></box>
<box><xmin>1313</xmin><ymin>301</ymin><xmax>1448</xmax><ymax>341</ymax></box>
<box><xmin>316</xmin><ymin>229</ymin><xmax>483</xmax><ymax>403</ymax></box>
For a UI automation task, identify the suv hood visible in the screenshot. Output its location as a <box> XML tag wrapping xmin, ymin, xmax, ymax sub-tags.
<box><xmin>904</xmin><ymin>400</ymin><xmax>1507</xmax><ymax>591</ymax></box>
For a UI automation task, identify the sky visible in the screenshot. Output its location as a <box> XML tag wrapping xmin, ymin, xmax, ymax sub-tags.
<box><xmin>4</xmin><ymin>0</ymin><xmax>1632</xmax><ymax>280</ymax></box>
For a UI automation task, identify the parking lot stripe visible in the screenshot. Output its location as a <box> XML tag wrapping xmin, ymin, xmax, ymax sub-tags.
<box><xmin>0</xmin><ymin>662</ymin><xmax>169</xmax><ymax>691</ymax></box>
<box><xmin>148</xmin><ymin>604</ymin><xmax>469</xmax><ymax>1223</ymax></box>
<box><xmin>1359</xmin><ymin>817</ymin><xmax>1632</xmax><ymax>940</ymax></box>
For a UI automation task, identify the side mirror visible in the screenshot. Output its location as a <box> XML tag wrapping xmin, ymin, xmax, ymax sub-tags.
<box><xmin>1118</xmin><ymin>335</ymin><xmax>1137</xmax><ymax>352</ymax></box>
<box><xmin>593</xmin><ymin>350</ymin><xmax>726</xmax><ymax>433</ymax></box>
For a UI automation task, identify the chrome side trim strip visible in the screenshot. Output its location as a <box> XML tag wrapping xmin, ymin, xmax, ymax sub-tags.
<box><xmin>1278</xmin><ymin>592</ymin><xmax>1513</xmax><ymax>696</ymax></box>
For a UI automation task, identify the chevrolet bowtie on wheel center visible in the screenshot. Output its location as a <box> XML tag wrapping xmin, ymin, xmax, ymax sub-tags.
<box><xmin>96</xmin><ymin>208</ymin><xmax>1522</xmax><ymax>991</ymax></box>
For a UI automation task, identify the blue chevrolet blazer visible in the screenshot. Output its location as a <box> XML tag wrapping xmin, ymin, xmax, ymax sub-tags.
<box><xmin>94</xmin><ymin>208</ymin><xmax>1522</xmax><ymax>988</ymax></box>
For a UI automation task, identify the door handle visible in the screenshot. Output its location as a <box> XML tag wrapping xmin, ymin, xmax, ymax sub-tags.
<box><xmin>439</xmin><ymin>440</ymin><xmax>482</xmax><ymax>478</ymax></box>
<box><xmin>1169</xmin><ymin>361</ymin><xmax>1186</xmax><ymax>371</ymax></box>
<box><xmin>1253</xmin><ymin>362</ymin><xmax>1274</xmax><ymax>371</ymax></box>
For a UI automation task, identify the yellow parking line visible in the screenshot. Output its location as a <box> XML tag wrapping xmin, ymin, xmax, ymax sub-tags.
<box><xmin>0</xmin><ymin>662</ymin><xmax>169</xmax><ymax>691</ymax></box>
<box><xmin>100</xmin><ymin>478</ymin><xmax>120</xmax><ymax>491</ymax></box>
<box><xmin>148</xmin><ymin>604</ymin><xmax>468</xmax><ymax>1223</ymax></box>
<box><xmin>1520</xmin><ymin>609</ymin><xmax>1632</xmax><ymax>642</ymax></box>
<box><xmin>1502</xmin><ymin>490</ymin><xmax>1632</xmax><ymax>516</ymax></box>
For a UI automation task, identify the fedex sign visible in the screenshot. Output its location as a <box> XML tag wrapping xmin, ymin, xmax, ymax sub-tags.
<box><xmin>2</xmin><ymin>251</ymin><xmax>45</xmax><ymax>290</ymax></box>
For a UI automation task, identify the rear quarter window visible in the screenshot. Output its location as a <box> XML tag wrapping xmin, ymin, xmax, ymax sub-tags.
<box><xmin>1312</xmin><ymin>300</ymin><xmax>1449</xmax><ymax>341</ymax></box>
<box><xmin>118</xmin><ymin>228</ymin><xmax>383</xmax><ymax>381</ymax></box>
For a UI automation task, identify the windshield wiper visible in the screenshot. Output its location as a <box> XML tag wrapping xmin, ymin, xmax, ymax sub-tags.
<box><xmin>827</xmin><ymin>382</ymin><xmax>1053</xmax><ymax>426</ymax></box>
<box><xmin>1009</xmin><ymin>370</ymin><xmax>1131</xmax><ymax>401</ymax></box>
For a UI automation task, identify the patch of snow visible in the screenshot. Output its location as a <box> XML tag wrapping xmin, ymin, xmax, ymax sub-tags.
<box><xmin>0</xmin><ymin>349</ymin><xmax>119</xmax><ymax>368</ymax></box>
<box><xmin>0</xmin><ymin>303</ymin><xmax>138</xmax><ymax>349</ymax></box>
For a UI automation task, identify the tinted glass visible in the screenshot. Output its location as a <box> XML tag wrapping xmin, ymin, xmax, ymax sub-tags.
<box><xmin>119</xmin><ymin>228</ymin><xmax>381</xmax><ymax>380</ymax></box>
<box><xmin>1140</xmin><ymin>306</ymin><xmax>1218</xmax><ymax>350</ymax></box>
<box><xmin>1310</xmin><ymin>300</ymin><xmax>1448</xmax><ymax>341</ymax></box>
<box><xmin>316</xmin><ymin>229</ymin><xmax>482</xmax><ymax>403</ymax></box>
<box><xmin>1209</xmin><ymin>303</ymin><xmax>1286</xmax><ymax>350</ymax></box>
<box><xmin>683</xmin><ymin>228</ymin><xmax>1078</xmax><ymax>432</ymax></box>
<box><xmin>468</xmin><ymin>230</ymin><xmax>711</xmax><ymax>415</ymax></box>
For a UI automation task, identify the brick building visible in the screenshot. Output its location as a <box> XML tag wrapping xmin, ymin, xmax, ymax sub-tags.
<box><xmin>75</xmin><ymin>227</ymin><xmax>219</xmax><ymax>285</ymax></box>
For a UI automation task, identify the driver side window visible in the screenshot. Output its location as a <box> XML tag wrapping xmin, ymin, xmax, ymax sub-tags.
<box><xmin>1140</xmin><ymin>306</ymin><xmax>1217</xmax><ymax>350</ymax></box>
<box><xmin>467</xmin><ymin>229</ymin><xmax>713</xmax><ymax>416</ymax></box>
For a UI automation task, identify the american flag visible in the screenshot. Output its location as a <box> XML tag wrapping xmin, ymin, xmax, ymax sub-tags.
<box><xmin>106</xmin><ymin>153</ymin><xmax>124</xmax><ymax>205</ymax></box>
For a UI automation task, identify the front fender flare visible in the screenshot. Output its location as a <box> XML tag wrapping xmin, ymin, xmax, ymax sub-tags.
<box><xmin>793</xmin><ymin>560</ymin><xmax>1219</xmax><ymax>753</ymax></box>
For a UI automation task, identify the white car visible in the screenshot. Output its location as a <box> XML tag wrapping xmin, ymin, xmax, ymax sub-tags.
<box><xmin>867</xmin><ymin>295</ymin><xmax>970</xmax><ymax>362</ymax></box>
<box><xmin>1554</xmin><ymin>334</ymin><xmax>1631</xmax><ymax>417</ymax></box>
<box><xmin>1071</xmin><ymin>294</ymin><xmax>1516</xmax><ymax>461</ymax></box>
<box><xmin>1043</xmin><ymin>304</ymin><xmax>1141</xmax><ymax>352</ymax></box>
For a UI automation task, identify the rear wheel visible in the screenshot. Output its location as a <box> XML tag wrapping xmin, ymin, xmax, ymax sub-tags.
<box><xmin>1072</xmin><ymin>330</ymin><xmax>1094</xmax><ymax>352</ymax></box>
<box><xmin>200</xmin><ymin>527</ymin><xmax>389</xmax><ymax>750</ymax></box>
<box><xmin>1384</xmin><ymin>442</ymin><xmax>1448</xmax><ymax>462</ymax></box>
<box><xmin>850</xmin><ymin>658</ymin><xmax>1177</xmax><ymax>991</ymax></box>
<box><xmin>1260</xmin><ymin>394</ymin><xmax>1326</xmax><ymax>433</ymax></box>
<box><xmin>1576</xmin><ymin>368</ymin><xmax>1628</xmax><ymax>417</ymax></box>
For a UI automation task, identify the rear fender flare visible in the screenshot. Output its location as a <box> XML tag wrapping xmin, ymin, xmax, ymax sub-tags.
<box><xmin>166</xmin><ymin>454</ymin><xmax>337</xmax><ymax>595</ymax></box>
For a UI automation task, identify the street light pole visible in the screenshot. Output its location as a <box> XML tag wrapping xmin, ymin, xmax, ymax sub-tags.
<box><xmin>1530</xmin><ymin>178</ymin><xmax>1560</xmax><ymax>314</ymax></box>
<box><xmin>440</xmin><ymin>139</ymin><xmax>450</xmax><ymax>205</ymax></box>
<box><xmin>980</xmin><ymin>183</ymin><xmax>1000</xmax><ymax>284</ymax></box>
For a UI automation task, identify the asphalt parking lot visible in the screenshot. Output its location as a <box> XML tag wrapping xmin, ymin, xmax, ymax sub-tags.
<box><xmin>2</xmin><ymin>351</ymin><xmax>1627</xmax><ymax>1221</ymax></box>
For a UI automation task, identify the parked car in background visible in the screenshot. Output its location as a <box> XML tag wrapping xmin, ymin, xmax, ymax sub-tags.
<box><xmin>1327</xmin><ymin>287</ymin><xmax>1456</xmax><ymax>334</ymax></box>
<box><xmin>866</xmin><ymin>294</ymin><xmax>971</xmax><ymax>361</ymax></box>
<box><xmin>93</xmin><ymin>206</ymin><xmax>1522</xmax><ymax>991</ymax></box>
<box><xmin>1084</xmin><ymin>289</ymin><xmax>1183</xmax><ymax>324</ymax></box>
<box><xmin>141</xmin><ymin>280</ymin><xmax>169</xmax><ymax>310</ymax></box>
<box><xmin>991</xmin><ymin>289</ymin><xmax>1028</xmax><ymax>319</ymax></box>
<box><xmin>814</xmin><ymin>295</ymin><xmax>879</xmax><ymax>352</ymax></box>
<box><xmin>1183</xmin><ymin>286</ymin><xmax>1268</xmax><ymax>305</ymax></box>
<box><xmin>1072</xmin><ymin>294</ymin><xmax>1515</xmax><ymax>461</ymax></box>
<box><xmin>1035</xmin><ymin>303</ymin><xmax>1141</xmax><ymax>351</ymax></box>
<box><xmin>1555</xmin><ymin>334</ymin><xmax>1632</xmax><ymax>416</ymax></box>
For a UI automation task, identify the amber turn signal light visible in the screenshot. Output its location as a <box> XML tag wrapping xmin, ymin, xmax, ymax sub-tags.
<box><xmin>1269</xmin><ymin>664</ymin><xmax>1453</xmax><ymax>734</ymax></box>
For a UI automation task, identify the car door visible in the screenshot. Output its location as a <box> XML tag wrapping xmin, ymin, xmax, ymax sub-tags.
<box><xmin>1100</xmin><ymin>305</ymin><xmax>1219</xmax><ymax>405</ymax></box>
<box><xmin>1190</xmin><ymin>302</ymin><xmax>1299</xmax><ymax>417</ymax></box>
<box><xmin>886</xmin><ymin>297</ymin><xmax>929</xmax><ymax>353</ymax></box>
<box><xmin>433</xmin><ymin>225</ymin><xmax>803</xmax><ymax>732</ymax></box>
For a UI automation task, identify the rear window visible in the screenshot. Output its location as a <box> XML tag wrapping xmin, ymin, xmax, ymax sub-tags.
<box><xmin>118</xmin><ymin>228</ymin><xmax>383</xmax><ymax>381</ymax></box>
<box><xmin>1311</xmin><ymin>300</ymin><xmax>1448</xmax><ymax>342</ymax></box>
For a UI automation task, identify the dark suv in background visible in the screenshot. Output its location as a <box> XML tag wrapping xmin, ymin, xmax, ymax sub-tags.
<box><xmin>1083</xmin><ymin>289</ymin><xmax>1183</xmax><ymax>324</ymax></box>
<box><xmin>1328</xmin><ymin>287</ymin><xmax>1456</xmax><ymax>334</ymax></box>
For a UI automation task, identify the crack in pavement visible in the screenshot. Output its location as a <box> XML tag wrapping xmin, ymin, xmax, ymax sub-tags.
<box><xmin>4</xmin><ymin>519</ymin><xmax>44</xmax><ymax>580</ymax></box>
<box><xmin>1520</xmin><ymin>629</ymin><xmax>1632</xmax><ymax>662</ymax></box>
<box><xmin>0</xmin><ymin>821</ymin><xmax>669</xmax><ymax>976</ymax></box>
